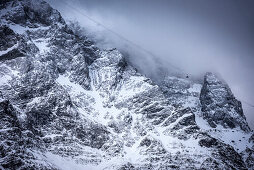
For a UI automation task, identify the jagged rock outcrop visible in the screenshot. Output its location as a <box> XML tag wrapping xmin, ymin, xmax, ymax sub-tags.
<box><xmin>0</xmin><ymin>0</ymin><xmax>253</xmax><ymax>169</ymax></box>
<box><xmin>200</xmin><ymin>72</ymin><xmax>250</xmax><ymax>132</ymax></box>
<box><xmin>0</xmin><ymin>0</ymin><xmax>65</xmax><ymax>27</ymax></box>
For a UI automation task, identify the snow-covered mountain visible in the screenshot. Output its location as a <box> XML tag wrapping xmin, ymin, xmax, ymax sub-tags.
<box><xmin>0</xmin><ymin>0</ymin><xmax>253</xmax><ymax>169</ymax></box>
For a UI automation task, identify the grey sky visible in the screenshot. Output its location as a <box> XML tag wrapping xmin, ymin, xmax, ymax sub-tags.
<box><xmin>47</xmin><ymin>0</ymin><xmax>254</xmax><ymax>129</ymax></box>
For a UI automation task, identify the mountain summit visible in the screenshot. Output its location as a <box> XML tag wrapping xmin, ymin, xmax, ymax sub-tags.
<box><xmin>0</xmin><ymin>0</ymin><xmax>253</xmax><ymax>169</ymax></box>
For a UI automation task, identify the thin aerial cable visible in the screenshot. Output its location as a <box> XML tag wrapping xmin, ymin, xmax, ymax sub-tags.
<box><xmin>60</xmin><ymin>0</ymin><xmax>254</xmax><ymax>107</ymax></box>
<box><xmin>242</xmin><ymin>100</ymin><xmax>254</xmax><ymax>108</ymax></box>
<box><xmin>60</xmin><ymin>0</ymin><xmax>185</xmax><ymax>74</ymax></box>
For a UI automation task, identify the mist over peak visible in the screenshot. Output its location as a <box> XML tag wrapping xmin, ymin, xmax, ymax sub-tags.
<box><xmin>47</xmin><ymin>0</ymin><xmax>254</xmax><ymax>129</ymax></box>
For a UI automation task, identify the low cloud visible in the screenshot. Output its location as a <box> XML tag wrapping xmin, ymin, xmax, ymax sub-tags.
<box><xmin>47</xmin><ymin>0</ymin><xmax>254</xmax><ymax>129</ymax></box>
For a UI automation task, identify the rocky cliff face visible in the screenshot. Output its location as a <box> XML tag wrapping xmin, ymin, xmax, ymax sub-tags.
<box><xmin>200</xmin><ymin>72</ymin><xmax>250</xmax><ymax>132</ymax></box>
<box><xmin>0</xmin><ymin>0</ymin><xmax>253</xmax><ymax>169</ymax></box>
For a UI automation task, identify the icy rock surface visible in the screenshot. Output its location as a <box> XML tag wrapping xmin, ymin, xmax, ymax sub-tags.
<box><xmin>0</xmin><ymin>0</ymin><xmax>253</xmax><ymax>169</ymax></box>
<box><xmin>200</xmin><ymin>72</ymin><xmax>250</xmax><ymax>132</ymax></box>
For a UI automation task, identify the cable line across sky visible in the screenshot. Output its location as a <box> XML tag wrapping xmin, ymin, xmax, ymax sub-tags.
<box><xmin>60</xmin><ymin>0</ymin><xmax>254</xmax><ymax>109</ymax></box>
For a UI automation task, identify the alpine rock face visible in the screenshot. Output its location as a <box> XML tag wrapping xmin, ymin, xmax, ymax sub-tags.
<box><xmin>0</xmin><ymin>0</ymin><xmax>253</xmax><ymax>169</ymax></box>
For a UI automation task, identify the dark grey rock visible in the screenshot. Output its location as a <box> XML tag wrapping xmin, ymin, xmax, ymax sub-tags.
<box><xmin>200</xmin><ymin>72</ymin><xmax>250</xmax><ymax>132</ymax></box>
<box><xmin>0</xmin><ymin>25</ymin><xmax>19</xmax><ymax>51</ymax></box>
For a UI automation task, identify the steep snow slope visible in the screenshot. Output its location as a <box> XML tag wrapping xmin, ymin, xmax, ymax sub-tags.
<box><xmin>0</xmin><ymin>0</ymin><xmax>253</xmax><ymax>169</ymax></box>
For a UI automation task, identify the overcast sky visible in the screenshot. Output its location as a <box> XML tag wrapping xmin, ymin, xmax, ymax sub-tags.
<box><xmin>47</xmin><ymin>0</ymin><xmax>254</xmax><ymax>129</ymax></box>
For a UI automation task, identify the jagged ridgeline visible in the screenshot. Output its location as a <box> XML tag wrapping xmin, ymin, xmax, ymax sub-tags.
<box><xmin>0</xmin><ymin>0</ymin><xmax>253</xmax><ymax>169</ymax></box>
